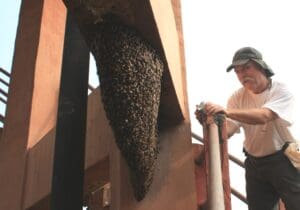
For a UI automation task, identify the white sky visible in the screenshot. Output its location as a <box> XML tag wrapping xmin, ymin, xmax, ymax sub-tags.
<box><xmin>181</xmin><ymin>0</ymin><xmax>300</xmax><ymax>138</ymax></box>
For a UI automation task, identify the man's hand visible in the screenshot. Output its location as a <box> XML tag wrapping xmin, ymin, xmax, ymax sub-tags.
<box><xmin>194</xmin><ymin>102</ymin><xmax>226</xmax><ymax>124</ymax></box>
<box><xmin>194</xmin><ymin>109</ymin><xmax>206</xmax><ymax>124</ymax></box>
<box><xmin>205</xmin><ymin>102</ymin><xmax>227</xmax><ymax>116</ymax></box>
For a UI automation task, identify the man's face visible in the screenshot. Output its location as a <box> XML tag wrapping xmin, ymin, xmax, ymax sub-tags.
<box><xmin>234</xmin><ymin>61</ymin><xmax>267</xmax><ymax>93</ymax></box>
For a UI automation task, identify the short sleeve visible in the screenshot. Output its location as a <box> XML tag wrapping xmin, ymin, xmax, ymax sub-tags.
<box><xmin>263</xmin><ymin>82</ymin><xmax>294</xmax><ymax>126</ymax></box>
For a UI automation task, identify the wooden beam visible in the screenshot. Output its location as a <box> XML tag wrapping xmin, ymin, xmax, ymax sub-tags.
<box><xmin>51</xmin><ymin>11</ymin><xmax>89</xmax><ymax>210</ymax></box>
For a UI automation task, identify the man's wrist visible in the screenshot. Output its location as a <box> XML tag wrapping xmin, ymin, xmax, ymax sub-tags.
<box><xmin>224</xmin><ymin>109</ymin><xmax>229</xmax><ymax>117</ymax></box>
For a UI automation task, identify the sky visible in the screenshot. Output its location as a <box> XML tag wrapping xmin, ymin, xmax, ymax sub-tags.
<box><xmin>182</xmin><ymin>0</ymin><xmax>300</xmax><ymax>137</ymax></box>
<box><xmin>2</xmin><ymin>1</ymin><xmax>300</xmax><ymax>209</ymax></box>
<box><xmin>0</xmin><ymin>2</ymin><xmax>21</xmax><ymax>121</ymax></box>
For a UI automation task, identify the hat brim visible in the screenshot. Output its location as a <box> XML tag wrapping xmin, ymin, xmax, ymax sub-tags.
<box><xmin>226</xmin><ymin>59</ymin><xmax>250</xmax><ymax>72</ymax></box>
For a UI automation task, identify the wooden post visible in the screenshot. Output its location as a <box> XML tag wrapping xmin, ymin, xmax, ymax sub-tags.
<box><xmin>0</xmin><ymin>0</ymin><xmax>66</xmax><ymax>209</ymax></box>
<box><xmin>51</xmin><ymin>11</ymin><xmax>89</xmax><ymax>210</ymax></box>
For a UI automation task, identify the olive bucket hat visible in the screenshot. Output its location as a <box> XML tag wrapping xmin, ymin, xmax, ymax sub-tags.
<box><xmin>226</xmin><ymin>47</ymin><xmax>274</xmax><ymax>77</ymax></box>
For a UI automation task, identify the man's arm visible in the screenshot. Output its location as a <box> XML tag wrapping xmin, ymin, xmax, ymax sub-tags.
<box><xmin>226</xmin><ymin>108</ymin><xmax>278</xmax><ymax>125</ymax></box>
<box><xmin>205</xmin><ymin>102</ymin><xmax>278</xmax><ymax>125</ymax></box>
<box><xmin>226</xmin><ymin>120</ymin><xmax>240</xmax><ymax>138</ymax></box>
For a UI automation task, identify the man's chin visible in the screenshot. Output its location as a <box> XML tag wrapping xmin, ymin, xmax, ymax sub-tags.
<box><xmin>243</xmin><ymin>82</ymin><xmax>253</xmax><ymax>90</ymax></box>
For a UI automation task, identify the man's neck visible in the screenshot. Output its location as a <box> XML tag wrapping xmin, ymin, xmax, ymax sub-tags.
<box><xmin>253</xmin><ymin>78</ymin><xmax>271</xmax><ymax>94</ymax></box>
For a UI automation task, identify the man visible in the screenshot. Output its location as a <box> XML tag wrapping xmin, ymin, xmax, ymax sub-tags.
<box><xmin>196</xmin><ymin>47</ymin><xmax>300</xmax><ymax>210</ymax></box>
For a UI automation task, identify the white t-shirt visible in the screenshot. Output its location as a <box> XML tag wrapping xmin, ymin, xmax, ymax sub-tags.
<box><xmin>227</xmin><ymin>80</ymin><xmax>296</xmax><ymax>157</ymax></box>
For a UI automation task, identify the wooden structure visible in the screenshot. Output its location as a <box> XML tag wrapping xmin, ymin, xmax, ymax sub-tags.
<box><xmin>1</xmin><ymin>0</ymin><xmax>277</xmax><ymax>209</ymax></box>
<box><xmin>0</xmin><ymin>0</ymin><xmax>201</xmax><ymax>210</ymax></box>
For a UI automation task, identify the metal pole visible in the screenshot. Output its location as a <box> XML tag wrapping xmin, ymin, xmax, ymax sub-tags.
<box><xmin>207</xmin><ymin>118</ymin><xmax>225</xmax><ymax>210</ymax></box>
<box><xmin>51</xmin><ymin>11</ymin><xmax>90</xmax><ymax>210</ymax></box>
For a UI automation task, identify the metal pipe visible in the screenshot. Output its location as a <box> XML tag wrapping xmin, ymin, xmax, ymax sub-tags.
<box><xmin>192</xmin><ymin>132</ymin><xmax>204</xmax><ymax>143</ymax></box>
<box><xmin>228</xmin><ymin>154</ymin><xmax>245</xmax><ymax>168</ymax></box>
<box><xmin>0</xmin><ymin>89</ymin><xmax>8</xmax><ymax>97</ymax></box>
<box><xmin>207</xmin><ymin>119</ymin><xmax>225</xmax><ymax>210</ymax></box>
<box><xmin>88</xmin><ymin>84</ymin><xmax>95</xmax><ymax>91</ymax></box>
<box><xmin>0</xmin><ymin>114</ymin><xmax>4</xmax><ymax>123</ymax></box>
<box><xmin>0</xmin><ymin>96</ymin><xmax>6</xmax><ymax>104</ymax></box>
<box><xmin>231</xmin><ymin>187</ymin><xmax>248</xmax><ymax>204</ymax></box>
<box><xmin>0</xmin><ymin>78</ymin><xmax>9</xmax><ymax>87</ymax></box>
<box><xmin>0</xmin><ymin>67</ymin><xmax>10</xmax><ymax>78</ymax></box>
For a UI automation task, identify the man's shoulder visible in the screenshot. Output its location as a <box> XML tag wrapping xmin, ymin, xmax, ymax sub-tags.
<box><xmin>270</xmin><ymin>80</ymin><xmax>294</xmax><ymax>100</ymax></box>
<box><xmin>271</xmin><ymin>80</ymin><xmax>290</xmax><ymax>92</ymax></box>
